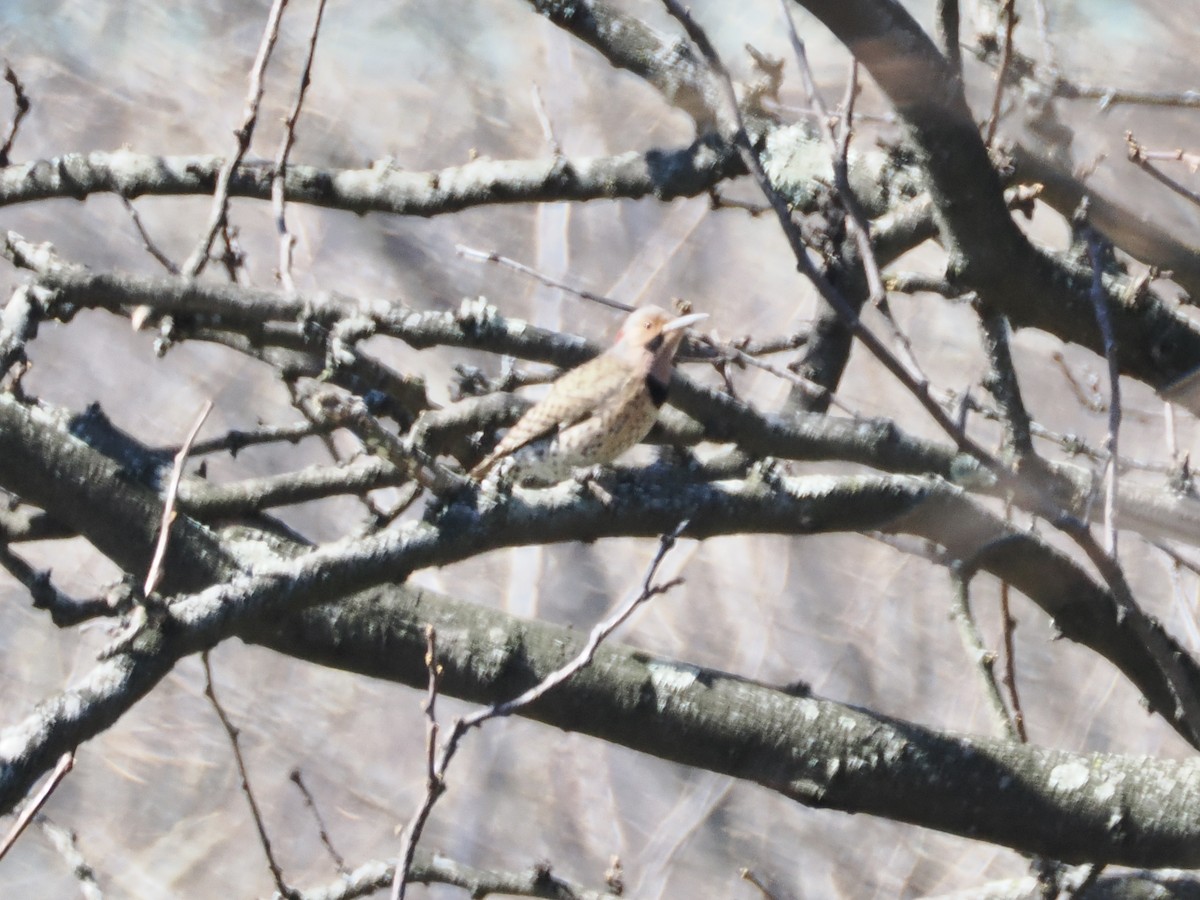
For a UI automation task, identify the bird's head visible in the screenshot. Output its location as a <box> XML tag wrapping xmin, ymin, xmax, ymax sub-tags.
<box><xmin>614</xmin><ymin>306</ymin><xmax>708</xmax><ymax>377</ymax></box>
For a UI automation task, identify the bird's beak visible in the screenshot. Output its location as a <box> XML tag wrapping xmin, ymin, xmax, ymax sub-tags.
<box><xmin>662</xmin><ymin>312</ymin><xmax>708</xmax><ymax>333</ymax></box>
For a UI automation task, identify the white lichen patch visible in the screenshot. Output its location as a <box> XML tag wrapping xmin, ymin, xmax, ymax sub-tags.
<box><xmin>647</xmin><ymin>660</ymin><xmax>700</xmax><ymax>693</ymax></box>
<box><xmin>1049</xmin><ymin>760</ymin><xmax>1090</xmax><ymax>792</ymax></box>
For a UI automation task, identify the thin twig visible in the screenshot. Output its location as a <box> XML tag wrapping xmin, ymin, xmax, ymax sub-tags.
<box><xmin>391</xmin><ymin>522</ymin><xmax>690</xmax><ymax>899</ymax></box>
<box><xmin>144</xmin><ymin>399</ymin><xmax>213</xmax><ymax>597</ymax></box>
<box><xmin>0</xmin><ymin>751</ymin><xmax>73</xmax><ymax>862</ymax></box>
<box><xmin>0</xmin><ymin>63</ymin><xmax>31</xmax><ymax>167</ymax></box>
<box><xmin>0</xmin><ymin>543</ymin><xmax>119</xmax><ymax>626</ymax></box>
<box><xmin>1126</xmin><ymin>131</ymin><xmax>1200</xmax><ymax>209</ymax></box>
<box><xmin>739</xmin><ymin>867</ymin><xmax>790</xmax><ymax>900</ymax></box>
<box><xmin>274</xmin><ymin>0</ymin><xmax>328</xmax><ymax>292</ymax></box>
<box><xmin>119</xmin><ymin>196</ymin><xmax>180</xmax><ymax>275</ymax></box>
<box><xmin>183</xmin><ymin>0</ymin><xmax>289</xmax><ymax>276</ymax></box>
<box><xmin>391</xmin><ymin>627</ymin><xmax>443</xmax><ymax>900</ymax></box>
<box><xmin>472</xmin><ymin>521</ymin><xmax>687</xmax><ymax>721</ymax></box>
<box><xmin>298</xmin><ymin>386</ymin><xmax>468</xmax><ymax>496</ymax></box>
<box><xmin>286</xmin><ymin>380</ymin><xmax>391</xmax><ymax>523</ymax></box>
<box><xmin>530</xmin><ymin>83</ymin><xmax>563</xmax><ymax>158</ymax></box>
<box><xmin>1080</xmin><ymin>214</ymin><xmax>1121</xmax><ymax>556</ymax></box>
<box><xmin>459</xmin><ymin>240</ymin><xmax>843</xmax><ymax>405</ymax></box>
<box><xmin>984</xmin><ymin>0</ymin><xmax>1017</xmax><ymax>147</ymax></box>
<box><xmin>997</xmin><ymin>578</ymin><xmax>1027</xmax><ymax>741</ymax></box>
<box><xmin>456</xmin><ymin>244</ymin><xmax>632</xmax><ymax>313</ymax></box>
<box><xmin>290</xmin><ymin>769</ymin><xmax>348</xmax><ymax>874</ymax></box>
<box><xmin>187</xmin><ymin>418</ymin><xmax>330</xmax><ymax>457</ymax></box>
<box><xmin>203</xmin><ymin>652</ymin><xmax>294</xmax><ymax>899</ymax></box>
<box><xmin>950</xmin><ymin>564</ymin><xmax>1020</xmax><ymax>740</ymax></box>
<box><xmin>1055</xmin><ymin>83</ymin><xmax>1200</xmax><ymax>110</ymax></box>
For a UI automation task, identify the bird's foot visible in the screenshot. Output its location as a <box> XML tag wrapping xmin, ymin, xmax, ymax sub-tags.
<box><xmin>573</xmin><ymin>465</ymin><xmax>614</xmax><ymax>506</ymax></box>
<box><xmin>476</xmin><ymin>458</ymin><xmax>518</xmax><ymax>496</ymax></box>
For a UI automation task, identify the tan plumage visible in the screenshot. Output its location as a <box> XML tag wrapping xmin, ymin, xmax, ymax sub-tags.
<box><xmin>470</xmin><ymin>306</ymin><xmax>706</xmax><ymax>484</ymax></box>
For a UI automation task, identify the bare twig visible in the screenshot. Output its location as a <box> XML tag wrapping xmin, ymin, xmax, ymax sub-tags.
<box><xmin>0</xmin><ymin>543</ymin><xmax>120</xmax><ymax>626</ymax></box>
<box><xmin>997</xmin><ymin>577</ymin><xmax>1027</xmax><ymax>741</ymax></box>
<box><xmin>1126</xmin><ymin>131</ymin><xmax>1200</xmax><ymax>209</ymax></box>
<box><xmin>1079</xmin><ymin>212</ymin><xmax>1121</xmax><ymax>556</ymax></box>
<box><xmin>298</xmin><ymin>386</ymin><xmax>468</xmax><ymax>496</ymax></box>
<box><xmin>0</xmin><ymin>63</ymin><xmax>31</xmax><ymax>167</ymax></box>
<box><xmin>886</xmin><ymin>272</ymin><xmax>960</xmax><ymax>297</ymax></box>
<box><xmin>950</xmin><ymin>564</ymin><xmax>1020</xmax><ymax>740</ymax></box>
<box><xmin>119</xmin><ymin>196</ymin><xmax>180</xmax><ymax>275</ymax></box>
<box><xmin>303</xmin><ymin>853</ymin><xmax>618</xmax><ymax>900</ymax></box>
<box><xmin>183</xmin><ymin>0</ymin><xmax>289</xmax><ymax>276</ymax></box>
<box><xmin>187</xmin><ymin>418</ymin><xmax>331</xmax><ymax>457</ymax></box>
<box><xmin>285</xmin><ymin>380</ymin><xmax>391</xmax><ymax>523</ymax></box>
<box><xmin>456</xmin><ymin>244</ymin><xmax>632</xmax><ymax>313</ymax></box>
<box><xmin>1058</xmin><ymin>83</ymin><xmax>1200</xmax><ymax>110</ymax></box>
<box><xmin>530</xmin><ymin>83</ymin><xmax>563</xmax><ymax>158</ymax></box>
<box><xmin>203</xmin><ymin>652</ymin><xmax>294</xmax><ymax>898</ymax></box>
<box><xmin>391</xmin><ymin>627</ymin><xmax>443</xmax><ymax>900</ymax></box>
<box><xmin>740</xmin><ymin>867</ymin><xmax>791</xmax><ymax>900</ymax></box>
<box><xmin>983</xmin><ymin>0</ymin><xmax>1017</xmax><ymax>147</ymax></box>
<box><xmin>274</xmin><ymin>0</ymin><xmax>329</xmax><ymax>292</ymax></box>
<box><xmin>0</xmin><ymin>751</ymin><xmax>73</xmax><ymax>862</ymax></box>
<box><xmin>289</xmin><ymin>769</ymin><xmax>348</xmax><ymax>874</ymax></box>
<box><xmin>144</xmin><ymin>400</ymin><xmax>213</xmax><ymax>597</ymax></box>
<box><xmin>707</xmin><ymin>187</ymin><xmax>770</xmax><ymax>216</ymax></box>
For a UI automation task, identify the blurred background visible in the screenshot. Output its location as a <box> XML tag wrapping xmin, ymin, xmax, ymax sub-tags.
<box><xmin>1</xmin><ymin>0</ymin><xmax>1198</xmax><ymax>896</ymax></box>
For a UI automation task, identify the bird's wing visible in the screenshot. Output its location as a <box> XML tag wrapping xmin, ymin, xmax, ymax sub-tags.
<box><xmin>504</xmin><ymin>362</ymin><xmax>640</xmax><ymax>448</ymax></box>
<box><xmin>470</xmin><ymin>361</ymin><xmax>639</xmax><ymax>475</ymax></box>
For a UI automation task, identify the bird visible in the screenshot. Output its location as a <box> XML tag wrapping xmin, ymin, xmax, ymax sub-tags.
<box><xmin>469</xmin><ymin>306</ymin><xmax>707</xmax><ymax>485</ymax></box>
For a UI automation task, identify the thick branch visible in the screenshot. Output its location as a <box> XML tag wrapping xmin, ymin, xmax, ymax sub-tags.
<box><xmin>254</xmin><ymin>584</ymin><xmax>1200</xmax><ymax>870</ymax></box>
<box><xmin>0</xmin><ymin>143</ymin><xmax>738</xmax><ymax>215</ymax></box>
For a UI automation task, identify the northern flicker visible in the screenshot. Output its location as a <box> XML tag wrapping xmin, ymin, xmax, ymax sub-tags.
<box><xmin>469</xmin><ymin>306</ymin><xmax>707</xmax><ymax>484</ymax></box>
